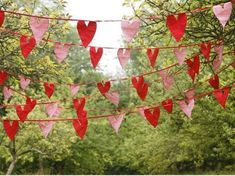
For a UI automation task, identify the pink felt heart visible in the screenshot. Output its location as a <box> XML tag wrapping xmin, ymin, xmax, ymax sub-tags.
<box><xmin>70</xmin><ymin>84</ymin><xmax>80</xmax><ymax>97</ymax></box>
<box><xmin>30</xmin><ymin>17</ymin><xmax>49</xmax><ymax>44</ymax></box>
<box><xmin>3</xmin><ymin>120</ymin><xmax>19</xmax><ymax>141</ymax></box>
<box><xmin>213</xmin><ymin>57</ymin><xmax>222</xmax><ymax>72</ymax></box>
<box><xmin>121</xmin><ymin>20</ymin><xmax>140</xmax><ymax>42</ymax></box>
<box><xmin>39</xmin><ymin>121</ymin><xmax>54</xmax><ymax>138</ymax></box>
<box><xmin>108</xmin><ymin>114</ymin><xmax>124</xmax><ymax>134</ymax></box>
<box><xmin>20</xmin><ymin>35</ymin><xmax>36</xmax><ymax>59</ymax></box>
<box><xmin>117</xmin><ymin>48</ymin><xmax>131</xmax><ymax>69</ymax></box>
<box><xmin>3</xmin><ymin>87</ymin><xmax>12</xmax><ymax>101</ymax></box>
<box><xmin>138</xmin><ymin>107</ymin><xmax>148</xmax><ymax>119</ymax></box>
<box><xmin>104</xmin><ymin>92</ymin><xmax>120</xmax><ymax>106</ymax></box>
<box><xmin>174</xmin><ymin>47</ymin><xmax>187</xmax><ymax>65</ymax></box>
<box><xmin>178</xmin><ymin>99</ymin><xmax>194</xmax><ymax>118</ymax></box>
<box><xmin>213</xmin><ymin>2</ymin><xmax>232</xmax><ymax>27</ymax></box>
<box><xmin>214</xmin><ymin>44</ymin><xmax>223</xmax><ymax>61</ymax></box>
<box><xmin>185</xmin><ymin>89</ymin><xmax>195</xmax><ymax>100</ymax></box>
<box><xmin>19</xmin><ymin>76</ymin><xmax>31</xmax><ymax>90</ymax></box>
<box><xmin>159</xmin><ymin>70</ymin><xmax>174</xmax><ymax>90</ymax></box>
<box><xmin>45</xmin><ymin>103</ymin><xmax>61</xmax><ymax>117</ymax></box>
<box><xmin>54</xmin><ymin>43</ymin><xmax>70</xmax><ymax>64</ymax></box>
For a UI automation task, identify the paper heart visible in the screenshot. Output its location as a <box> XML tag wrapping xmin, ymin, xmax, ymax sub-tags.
<box><xmin>45</xmin><ymin>103</ymin><xmax>60</xmax><ymax>117</ymax></box>
<box><xmin>30</xmin><ymin>17</ymin><xmax>49</xmax><ymax>44</ymax></box>
<box><xmin>73</xmin><ymin>117</ymin><xmax>88</xmax><ymax>140</ymax></box>
<box><xmin>138</xmin><ymin>107</ymin><xmax>148</xmax><ymax>119</ymax></box>
<box><xmin>19</xmin><ymin>76</ymin><xmax>31</xmax><ymax>90</ymax></box>
<box><xmin>77</xmin><ymin>20</ymin><xmax>97</xmax><ymax>47</ymax></box>
<box><xmin>161</xmin><ymin>99</ymin><xmax>173</xmax><ymax>113</ymax></box>
<box><xmin>44</xmin><ymin>82</ymin><xmax>55</xmax><ymax>98</ymax></box>
<box><xmin>97</xmin><ymin>81</ymin><xmax>111</xmax><ymax>94</ymax></box>
<box><xmin>39</xmin><ymin>121</ymin><xmax>54</xmax><ymax>138</ymax></box>
<box><xmin>70</xmin><ymin>84</ymin><xmax>80</xmax><ymax>97</ymax></box>
<box><xmin>185</xmin><ymin>89</ymin><xmax>195</xmax><ymax>100</ymax></box>
<box><xmin>0</xmin><ymin>10</ymin><xmax>5</xmax><ymax>27</ymax></box>
<box><xmin>3</xmin><ymin>120</ymin><xmax>19</xmax><ymax>141</ymax></box>
<box><xmin>178</xmin><ymin>99</ymin><xmax>194</xmax><ymax>118</ymax></box>
<box><xmin>26</xmin><ymin>97</ymin><xmax>37</xmax><ymax>112</ymax></box>
<box><xmin>20</xmin><ymin>35</ymin><xmax>36</xmax><ymax>59</ymax></box>
<box><xmin>159</xmin><ymin>70</ymin><xmax>174</xmax><ymax>90</ymax></box>
<box><xmin>121</xmin><ymin>20</ymin><xmax>140</xmax><ymax>42</ymax></box>
<box><xmin>117</xmin><ymin>48</ymin><xmax>131</xmax><ymax>69</ymax></box>
<box><xmin>174</xmin><ymin>47</ymin><xmax>187</xmax><ymax>65</ymax></box>
<box><xmin>0</xmin><ymin>70</ymin><xmax>8</xmax><ymax>85</ymax></box>
<box><xmin>213</xmin><ymin>87</ymin><xmax>230</xmax><ymax>108</ymax></box>
<box><xmin>213</xmin><ymin>2</ymin><xmax>232</xmax><ymax>27</ymax></box>
<box><xmin>131</xmin><ymin>75</ymin><xmax>144</xmax><ymax>90</ymax></box>
<box><xmin>137</xmin><ymin>83</ymin><xmax>148</xmax><ymax>101</ymax></box>
<box><xmin>104</xmin><ymin>92</ymin><xmax>120</xmax><ymax>106</ymax></box>
<box><xmin>89</xmin><ymin>47</ymin><xmax>103</xmax><ymax>69</ymax></box>
<box><xmin>214</xmin><ymin>44</ymin><xmax>224</xmax><ymax>61</ymax></box>
<box><xmin>15</xmin><ymin>105</ymin><xmax>31</xmax><ymax>122</ymax></box>
<box><xmin>73</xmin><ymin>98</ymin><xmax>86</xmax><ymax>112</ymax></box>
<box><xmin>108</xmin><ymin>114</ymin><xmax>124</xmax><ymax>134</ymax></box>
<box><xmin>3</xmin><ymin>87</ymin><xmax>12</xmax><ymax>101</ymax></box>
<box><xmin>166</xmin><ymin>13</ymin><xmax>187</xmax><ymax>42</ymax></box>
<box><xmin>200</xmin><ymin>42</ymin><xmax>211</xmax><ymax>61</ymax></box>
<box><xmin>186</xmin><ymin>55</ymin><xmax>200</xmax><ymax>81</ymax></box>
<box><xmin>144</xmin><ymin>107</ymin><xmax>160</xmax><ymax>127</ymax></box>
<box><xmin>213</xmin><ymin>57</ymin><xmax>222</xmax><ymax>72</ymax></box>
<box><xmin>209</xmin><ymin>74</ymin><xmax>220</xmax><ymax>89</ymax></box>
<box><xmin>54</xmin><ymin>43</ymin><xmax>70</xmax><ymax>64</ymax></box>
<box><xmin>146</xmin><ymin>48</ymin><xmax>159</xmax><ymax>68</ymax></box>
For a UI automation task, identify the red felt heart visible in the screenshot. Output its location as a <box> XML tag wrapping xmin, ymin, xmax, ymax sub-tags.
<box><xmin>0</xmin><ymin>71</ymin><xmax>8</xmax><ymax>85</ymax></box>
<box><xmin>186</xmin><ymin>55</ymin><xmax>200</xmax><ymax>82</ymax></box>
<box><xmin>89</xmin><ymin>47</ymin><xmax>103</xmax><ymax>69</ymax></box>
<box><xmin>76</xmin><ymin>109</ymin><xmax>87</xmax><ymax>119</ymax></box>
<box><xmin>44</xmin><ymin>82</ymin><xmax>55</xmax><ymax>98</ymax></box>
<box><xmin>144</xmin><ymin>107</ymin><xmax>160</xmax><ymax>127</ymax></box>
<box><xmin>213</xmin><ymin>87</ymin><xmax>230</xmax><ymax>108</ymax></box>
<box><xmin>73</xmin><ymin>117</ymin><xmax>88</xmax><ymax>140</ymax></box>
<box><xmin>26</xmin><ymin>97</ymin><xmax>37</xmax><ymax>111</ymax></box>
<box><xmin>3</xmin><ymin>120</ymin><xmax>19</xmax><ymax>141</ymax></box>
<box><xmin>146</xmin><ymin>48</ymin><xmax>159</xmax><ymax>68</ymax></box>
<box><xmin>200</xmin><ymin>42</ymin><xmax>211</xmax><ymax>61</ymax></box>
<box><xmin>209</xmin><ymin>74</ymin><xmax>220</xmax><ymax>89</ymax></box>
<box><xmin>20</xmin><ymin>35</ymin><xmax>36</xmax><ymax>59</ymax></box>
<box><xmin>73</xmin><ymin>98</ymin><xmax>86</xmax><ymax>112</ymax></box>
<box><xmin>97</xmin><ymin>81</ymin><xmax>111</xmax><ymax>94</ymax></box>
<box><xmin>0</xmin><ymin>10</ymin><xmax>5</xmax><ymax>27</ymax></box>
<box><xmin>77</xmin><ymin>20</ymin><xmax>97</xmax><ymax>48</ymax></box>
<box><xmin>15</xmin><ymin>105</ymin><xmax>31</xmax><ymax>122</ymax></box>
<box><xmin>161</xmin><ymin>99</ymin><xmax>173</xmax><ymax>113</ymax></box>
<box><xmin>131</xmin><ymin>75</ymin><xmax>144</xmax><ymax>89</ymax></box>
<box><xmin>166</xmin><ymin>13</ymin><xmax>187</xmax><ymax>42</ymax></box>
<box><xmin>137</xmin><ymin>82</ymin><xmax>148</xmax><ymax>101</ymax></box>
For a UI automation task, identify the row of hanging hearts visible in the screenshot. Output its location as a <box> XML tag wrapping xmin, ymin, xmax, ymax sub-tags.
<box><xmin>0</xmin><ymin>2</ymin><xmax>233</xmax><ymax>61</ymax></box>
<box><xmin>1</xmin><ymin>85</ymin><xmax>232</xmax><ymax>141</ymax></box>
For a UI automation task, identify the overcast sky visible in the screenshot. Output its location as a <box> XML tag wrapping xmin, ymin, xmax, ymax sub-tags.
<box><xmin>65</xmin><ymin>0</ymin><xmax>133</xmax><ymax>76</ymax></box>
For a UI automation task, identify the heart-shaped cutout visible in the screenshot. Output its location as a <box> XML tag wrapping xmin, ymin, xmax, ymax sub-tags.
<box><xmin>108</xmin><ymin>114</ymin><xmax>124</xmax><ymax>134</ymax></box>
<box><xmin>20</xmin><ymin>35</ymin><xmax>36</xmax><ymax>59</ymax></box>
<box><xmin>89</xmin><ymin>47</ymin><xmax>103</xmax><ymax>69</ymax></box>
<box><xmin>73</xmin><ymin>117</ymin><xmax>88</xmax><ymax>140</ymax></box>
<box><xmin>161</xmin><ymin>99</ymin><xmax>173</xmax><ymax>113</ymax></box>
<box><xmin>213</xmin><ymin>87</ymin><xmax>230</xmax><ymax>108</ymax></box>
<box><xmin>70</xmin><ymin>84</ymin><xmax>80</xmax><ymax>97</ymax></box>
<box><xmin>174</xmin><ymin>47</ymin><xmax>187</xmax><ymax>65</ymax></box>
<box><xmin>19</xmin><ymin>76</ymin><xmax>31</xmax><ymax>90</ymax></box>
<box><xmin>213</xmin><ymin>2</ymin><xmax>232</xmax><ymax>27</ymax></box>
<box><xmin>54</xmin><ymin>42</ymin><xmax>70</xmax><ymax>64</ymax></box>
<box><xmin>104</xmin><ymin>92</ymin><xmax>120</xmax><ymax>106</ymax></box>
<box><xmin>3</xmin><ymin>87</ymin><xmax>12</xmax><ymax>101</ymax></box>
<box><xmin>209</xmin><ymin>74</ymin><xmax>220</xmax><ymax>89</ymax></box>
<box><xmin>178</xmin><ymin>99</ymin><xmax>194</xmax><ymax>118</ymax></box>
<box><xmin>131</xmin><ymin>75</ymin><xmax>144</xmax><ymax>90</ymax></box>
<box><xmin>166</xmin><ymin>13</ymin><xmax>187</xmax><ymax>42</ymax></box>
<box><xmin>73</xmin><ymin>98</ymin><xmax>86</xmax><ymax>112</ymax></box>
<box><xmin>44</xmin><ymin>82</ymin><xmax>55</xmax><ymax>98</ymax></box>
<box><xmin>186</xmin><ymin>55</ymin><xmax>200</xmax><ymax>82</ymax></box>
<box><xmin>144</xmin><ymin>107</ymin><xmax>161</xmax><ymax>127</ymax></box>
<box><xmin>200</xmin><ymin>42</ymin><xmax>211</xmax><ymax>61</ymax></box>
<box><xmin>97</xmin><ymin>81</ymin><xmax>111</xmax><ymax>94</ymax></box>
<box><xmin>15</xmin><ymin>105</ymin><xmax>31</xmax><ymax>122</ymax></box>
<box><xmin>39</xmin><ymin>121</ymin><xmax>54</xmax><ymax>138</ymax></box>
<box><xmin>3</xmin><ymin>120</ymin><xmax>19</xmax><ymax>141</ymax></box>
<box><xmin>121</xmin><ymin>20</ymin><xmax>140</xmax><ymax>42</ymax></box>
<box><xmin>117</xmin><ymin>48</ymin><xmax>131</xmax><ymax>69</ymax></box>
<box><xmin>45</xmin><ymin>103</ymin><xmax>61</xmax><ymax>117</ymax></box>
<box><xmin>146</xmin><ymin>48</ymin><xmax>159</xmax><ymax>68</ymax></box>
<box><xmin>77</xmin><ymin>20</ymin><xmax>97</xmax><ymax>48</ymax></box>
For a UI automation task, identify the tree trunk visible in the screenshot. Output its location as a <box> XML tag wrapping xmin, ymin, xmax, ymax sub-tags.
<box><xmin>6</xmin><ymin>156</ymin><xmax>17</xmax><ymax>175</ymax></box>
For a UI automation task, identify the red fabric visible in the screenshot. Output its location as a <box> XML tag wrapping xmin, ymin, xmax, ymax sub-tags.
<box><xmin>144</xmin><ymin>107</ymin><xmax>160</xmax><ymax>127</ymax></box>
<box><xmin>44</xmin><ymin>82</ymin><xmax>55</xmax><ymax>98</ymax></box>
<box><xmin>209</xmin><ymin>74</ymin><xmax>220</xmax><ymax>89</ymax></box>
<box><xmin>89</xmin><ymin>47</ymin><xmax>103</xmax><ymax>69</ymax></box>
<box><xmin>20</xmin><ymin>35</ymin><xmax>36</xmax><ymax>59</ymax></box>
<box><xmin>186</xmin><ymin>55</ymin><xmax>200</xmax><ymax>82</ymax></box>
<box><xmin>161</xmin><ymin>99</ymin><xmax>173</xmax><ymax>113</ymax></box>
<box><xmin>0</xmin><ymin>71</ymin><xmax>8</xmax><ymax>85</ymax></box>
<box><xmin>3</xmin><ymin>120</ymin><xmax>19</xmax><ymax>141</ymax></box>
<box><xmin>97</xmin><ymin>81</ymin><xmax>111</xmax><ymax>94</ymax></box>
<box><xmin>213</xmin><ymin>87</ymin><xmax>230</xmax><ymax>108</ymax></box>
<box><xmin>73</xmin><ymin>98</ymin><xmax>86</xmax><ymax>112</ymax></box>
<box><xmin>132</xmin><ymin>76</ymin><xmax>148</xmax><ymax>101</ymax></box>
<box><xmin>146</xmin><ymin>48</ymin><xmax>159</xmax><ymax>68</ymax></box>
<box><xmin>200</xmin><ymin>42</ymin><xmax>211</xmax><ymax>61</ymax></box>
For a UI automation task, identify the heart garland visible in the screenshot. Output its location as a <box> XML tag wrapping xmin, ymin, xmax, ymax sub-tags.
<box><xmin>29</xmin><ymin>17</ymin><xmax>49</xmax><ymax>44</ymax></box>
<box><xmin>166</xmin><ymin>13</ymin><xmax>187</xmax><ymax>42</ymax></box>
<box><xmin>3</xmin><ymin>120</ymin><xmax>19</xmax><ymax>141</ymax></box>
<box><xmin>0</xmin><ymin>71</ymin><xmax>8</xmax><ymax>85</ymax></box>
<box><xmin>97</xmin><ymin>81</ymin><xmax>111</xmax><ymax>95</ymax></box>
<box><xmin>20</xmin><ymin>35</ymin><xmax>36</xmax><ymax>59</ymax></box>
<box><xmin>146</xmin><ymin>48</ymin><xmax>159</xmax><ymax>68</ymax></box>
<box><xmin>77</xmin><ymin>20</ymin><xmax>97</xmax><ymax>47</ymax></box>
<box><xmin>44</xmin><ymin>82</ymin><xmax>55</xmax><ymax>98</ymax></box>
<box><xmin>132</xmin><ymin>76</ymin><xmax>148</xmax><ymax>101</ymax></box>
<box><xmin>117</xmin><ymin>48</ymin><xmax>131</xmax><ymax>69</ymax></box>
<box><xmin>213</xmin><ymin>87</ymin><xmax>230</xmax><ymax>108</ymax></box>
<box><xmin>121</xmin><ymin>20</ymin><xmax>140</xmax><ymax>42</ymax></box>
<box><xmin>89</xmin><ymin>47</ymin><xmax>103</xmax><ymax>69</ymax></box>
<box><xmin>108</xmin><ymin>114</ymin><xmax>124</xmax><ymax>134</ymax></box>
<box><xmin>144</xmin><ymin>107</ymin><xmax>161</xmax><ymax>127</ymax></box>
